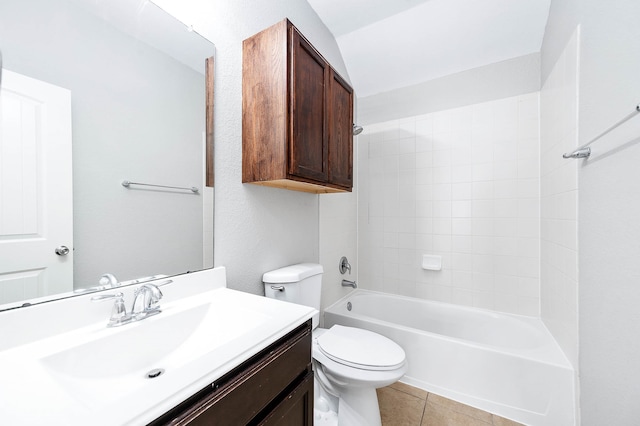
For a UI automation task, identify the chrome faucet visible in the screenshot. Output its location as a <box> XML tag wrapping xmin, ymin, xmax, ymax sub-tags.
<box><xmin>74</xmin><ymin>273</ymin><xmax>120</xmax><ymax>294</ymax></box>
<box><xmin>99</xmin><ymin>273</ymin><xmax>120</xmax><ymax>288</ymax></box>
<box><xmin>131</xmin><ymin>284</ymin><xmax>163</xmax><ymax>319</ymax></box>
<box><xmin>91</xmin><ymin>283</ymin><xmax>164</xmax><ymax>327</ymax></box>
<box><xmin>341</xmin><ymin>279</ymin><xmax>357</xmax><ymax>289</ymax></box>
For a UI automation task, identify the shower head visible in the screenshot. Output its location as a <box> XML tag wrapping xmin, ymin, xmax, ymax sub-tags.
<box><xmin>352</xmin><ymin>124</ymin><xmax>363</xmax><ymax>135</ymax></box>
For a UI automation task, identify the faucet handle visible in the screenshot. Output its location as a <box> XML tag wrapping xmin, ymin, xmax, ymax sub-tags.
<box><xmin>91</xmin><ymin>292</ymin><xmax>124</xmax><ymax>302</ymax></box>
<box><xmin>91</xmin><ymin>292</ymin><xmax>129</xmax><ymax>326</ymax></box>
<box><xmin>339</xmin><ymin>256</ymin><xmax>352</xmax><ymax>275</ymax></box>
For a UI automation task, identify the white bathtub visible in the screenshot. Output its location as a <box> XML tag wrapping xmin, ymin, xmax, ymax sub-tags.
<box><xmin>323</xmin><ymin>290</ymin><xmax>575</xmax><ymax>426</ymax></box>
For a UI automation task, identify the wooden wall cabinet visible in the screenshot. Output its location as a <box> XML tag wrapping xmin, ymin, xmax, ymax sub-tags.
<box><xmin>150</xmin><ymin>320</ymin><xmax>313</xmax><ymax>426</ymax></box>
<box><xmin>243</xmin><ymin>19</ymin><xmax>354</xmax><ymax>194</ymax></box>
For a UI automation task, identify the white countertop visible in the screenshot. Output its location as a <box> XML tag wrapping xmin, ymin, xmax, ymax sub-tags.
<box><xmin>0</xmin><ymin>267</ymin><xmax>315</xmax><ymax>425</ymax></box>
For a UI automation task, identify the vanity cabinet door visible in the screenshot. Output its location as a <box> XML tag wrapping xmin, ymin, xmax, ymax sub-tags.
<box><xmin>258</xmin><ymin>371</ymin><xmax>314</xmax><ymax>426</ymax></box>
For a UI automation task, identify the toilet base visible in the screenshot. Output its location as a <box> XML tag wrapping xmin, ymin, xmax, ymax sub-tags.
<box><xmin>314</xmin><ymin>406</ymin><xmax>339</xmax><ymax>426</ymax></box>
<box><xmin>314</xmin><ymin>362</ymin><xmax>383</xmax><ymax>426</ymax></box>
<box><xmin>314</xmin><ymin>377</ymin><xmax>339</xmax><ymax>425</ymax></box>
<box><xmin>337</xmin><ymin>387</ymin><xmax>382</xmax><ymax>426</ymax></box>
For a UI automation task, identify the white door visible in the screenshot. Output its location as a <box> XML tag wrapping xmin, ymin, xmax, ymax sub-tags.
<box><xmin>0</xmin><ymin>70</ymin><xmax>73</xmax><ymax>306</ymax></box>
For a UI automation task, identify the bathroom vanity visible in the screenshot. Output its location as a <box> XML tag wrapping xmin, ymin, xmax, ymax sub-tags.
<box><xmin>0</xmin><ymin>267</ymin><xmax>316</xmax><ymax>425</ymax></box>
<box><xmin>151</xmin><ymin>320</ymin><xmax>313</xmax><ymax>425</ymax></box>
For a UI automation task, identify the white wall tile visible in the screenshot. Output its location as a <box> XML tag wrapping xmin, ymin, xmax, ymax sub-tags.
<box><xmin>452</xmin><ymin>287</ymin><xmax>475</xmax><ymax>305</ymax></box>
<box><xmin>399</xmin><ymin>153</ymin><xmax>416</xmax><ymax>170</ymax></box>
<box><xmin>433</xmin><ymin>200</ymin><xmax>452</xmax><ymax>217</ymax></box>
<box><xmin>433</xmin><ymin>166</ymin><xmax>452</xmax><ymax>183</ymax></box>
<box><xmin>415</xmin><ymin>136</ymin><xmax>433</xmax><ymax>153</ymax></box>
<box><xmin>452</xmin><ymin>182</ymin><xmax>472</xmax><ymax>200</ymax></box>
<box><xmin>432</xmin><ymin>184</ymin><xmax>452</xmax><ymax>200</ymax></box>
<box><xmin>493</xmin><ymin>218</ymin><xmax>517</xmax><ymax>237</ymax></box>
<box><xmin>434</xmin><ymin>111</ymin><xmax>452</xmax><ymax>134</ymax></box>
<box><xmin>539</xmin><ymin>28</ymin><xmax>579</xmax><ymax>367</ymax></box>
<box><xmin>452</xmin><ymin>201</ymin><xmax>472</xmax><ymax>218</ymax></box>
<box><xmin>358</xmin><ymin>94</ymin><xmax>541</xmax><ymax>316</ymax></box>
<box><xmin>433</xmin><ymin>150</ymin><xmax>453</xmax><ymax>167</ymax></box>
<box><xmin>452</xmin><ymin>165</ymin><xmax>473</xmax><ymax>183</ymax></box>
<box><xmin>472</xmin><ymin>181</ymin><xmax>494</xmax><ymax>199</ymax></box>
<box><xmin>415</xmin><ymin>168</ymin><xmax>433</xmax><ymax>185</ymax></box>
<box><xmin>472</xmin><ymin>200</ymin><xmax>494</xmax><ymax>218</ymax></box>
<box><xmin>494</xmin><ymin>179</ymin><xmax>518</xmax><ymax>199</ymax></box>
<box><xmin>472</xmin><ymin>218</ymin><xmax>494</xmax><ymax>236</ymax></box>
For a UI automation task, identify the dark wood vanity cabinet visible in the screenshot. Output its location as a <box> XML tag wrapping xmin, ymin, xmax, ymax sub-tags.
<box><xmin>242</xmin><ymin>19</ymin><xmax>354</xmax><ymax>194</ymax></box>
<box><xmin>150</xmin><ymin>320</ymin><xmax>313</xmax><ymax>426</ymax></box>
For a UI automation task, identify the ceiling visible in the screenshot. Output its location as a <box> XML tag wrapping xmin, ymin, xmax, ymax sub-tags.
<box><xmin>307</xmin><ymin>0</ymin><xmax>551</xmax><ymax>98</ymax></box>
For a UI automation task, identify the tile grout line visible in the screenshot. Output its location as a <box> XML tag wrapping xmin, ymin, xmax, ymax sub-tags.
<box><xmin>420</xmin><ymin>392</ymin><xmax>430</xmax><ymax>425</ymax></box>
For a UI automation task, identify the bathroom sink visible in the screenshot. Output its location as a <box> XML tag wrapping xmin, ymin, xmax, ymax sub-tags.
<box><xmin>0</xmin><ymin>269</ymin><xmax>317</xmax><ymax>426</ymax></box>
<box><xmin>38</xmin><ymin>289</ymin><xmax>269</xmax><ymax>407</ymax></box>
<box><xmin>42</xmin><ymin>304</ymin><xmax>209</xmax><ymax>379</ymax></box>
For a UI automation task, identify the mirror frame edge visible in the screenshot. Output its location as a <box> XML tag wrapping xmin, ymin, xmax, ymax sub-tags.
<box><xmin>206</xmin><ymin>56</ymin><xmax>214</xmax><ymax>187</ymax></box>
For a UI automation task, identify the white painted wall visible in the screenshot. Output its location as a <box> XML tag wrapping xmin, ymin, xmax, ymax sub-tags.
<box><xmin>359</xmin><ymin>53</ymin><xmax>540</xmax><ymax>125</ymax></box>
<box><xmin>156</xmin><ymin>0</ymin><xmax>351</xmax><ymax>294</ymax></box>
<box><xmin>542</xmin><ymin>0</ymin><xmax>640</xmax><ymax>424</ymax></box>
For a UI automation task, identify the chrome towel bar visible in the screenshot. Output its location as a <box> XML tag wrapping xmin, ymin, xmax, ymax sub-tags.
<box><xmin>122</xmin><ymin>180</ymin><xmax>199</xmax><ymax>193</ymax></box>
<box><xmin>563</xmin><ymin>103</ymin><xmax>640</xmax><ymax>159</ymax></box>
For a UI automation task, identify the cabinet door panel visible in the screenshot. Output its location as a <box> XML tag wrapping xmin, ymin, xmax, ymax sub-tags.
<box><xmin>258</xmin><ymin>371</ymin><xmax>314</xmax><ymax>426</ymax></box>
<box><xmin>289</xmin><ymin>27</ymin><xmax>328</xmax><ymax>182</ymax></box>
<box><xmin>328</xmin><ymin>70</ymin><xmax>353</xmax><ymax>188</ymax></box>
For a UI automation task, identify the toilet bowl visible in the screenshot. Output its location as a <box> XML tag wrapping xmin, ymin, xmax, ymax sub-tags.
<box><xmin>263</xmin><ymin>263</ymin><xmax>407</xmax><ymax>426</ymax></box>
<box><xmin>313</xmin><ymin>326</ymin><xmax>407</xmax><ymax>426</ymax></box>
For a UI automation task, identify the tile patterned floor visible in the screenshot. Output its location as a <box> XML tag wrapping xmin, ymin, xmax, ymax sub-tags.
<box><xmin>377</xmin><ymin>382</ymin><xmax>524</xmax><ymax>426</ymax></box>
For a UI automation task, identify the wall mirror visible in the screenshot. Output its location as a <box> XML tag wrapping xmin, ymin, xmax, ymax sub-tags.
<box><xmin>0</xmin><ymin>0</ymin><xmax>215</xmax><ymax>311</ymax></box>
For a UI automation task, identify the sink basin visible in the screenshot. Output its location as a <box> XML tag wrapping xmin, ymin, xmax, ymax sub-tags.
<box><xmin>42</xmin><ymin>304</ymin><xmax>209</xmax><ymax>379</ymax></box>
<box><xmin>39</xmin><ymin>290</ymin><xmax>269</xmax><ymax>407</ymax></box>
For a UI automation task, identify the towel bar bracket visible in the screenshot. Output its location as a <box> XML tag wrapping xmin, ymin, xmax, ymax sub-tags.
<box><xmin>562</xmin><ymin>103</ymin><xmax>640</xmax><ymax>159</ymax></box>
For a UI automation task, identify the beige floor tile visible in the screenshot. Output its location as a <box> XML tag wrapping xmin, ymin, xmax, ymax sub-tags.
<box><xmin>377</xmin><ymin>386</ymin><xmax>426</xmax><ymax>426</ymax></box>
<box><xmin>492</xmin><ymin>415</ymin><xmax>524</xmax><ymax>426</ymax></box>
<box><xmin>427</xmin><ymin>393</ymin><xmax>493</xmax><ymax>423</ymax></box>
<box><xmin>421</xmin><ymin>400</ymin><xmax>492</xmax><ymax>426</ymax></box>
<box><xmin>389</xmin><ymin>381</ymin><xmax>429</xmax><ymax>400</ymax></box>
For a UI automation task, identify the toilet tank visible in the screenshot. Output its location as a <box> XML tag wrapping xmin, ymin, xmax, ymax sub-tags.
<box><xmin>263</xmin><ymin>263</ymin><xmax>323</xmax><ymax>328</ymax></box>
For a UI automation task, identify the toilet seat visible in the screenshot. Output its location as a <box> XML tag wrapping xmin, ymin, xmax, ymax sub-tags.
<box><xmin>317</xmin><ymin>325</ymin><xmax>405</xmax><ymax>371</ymax></box>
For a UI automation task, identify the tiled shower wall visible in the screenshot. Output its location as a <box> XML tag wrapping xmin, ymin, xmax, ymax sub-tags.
<box><xmin>540</xmin><ymin>28</ymin><xmax>579</xmax><ymax>368</ymax></box>
<box><xmin>357</xmin><ymin>93</ymin><xmax>540</xmax><ymax>316</ymax></box>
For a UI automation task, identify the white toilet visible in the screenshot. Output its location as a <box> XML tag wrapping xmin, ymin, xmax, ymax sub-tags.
<box><xmin>263</xmin><ymin>263</ymin><xmax>407</xmax><ymax>426</ymax></box>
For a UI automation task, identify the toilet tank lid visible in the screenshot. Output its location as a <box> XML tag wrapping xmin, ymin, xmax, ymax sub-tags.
<box><xmin>263</xmin><ymin>263</ymin><xmax>323</xmax><ymax>283</ymax></box>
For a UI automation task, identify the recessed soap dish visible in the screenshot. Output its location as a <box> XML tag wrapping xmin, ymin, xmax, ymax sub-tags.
<box><xmin>422</xmin><ymin>255</ymin><xmax>442</xmax><ymax>271</ymax></box>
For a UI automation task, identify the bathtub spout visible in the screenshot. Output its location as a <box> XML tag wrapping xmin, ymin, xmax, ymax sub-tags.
<box><xmin>342</xmin><ymin>279</ymin><xmax>357</xmax><ymax>289</ymax></box>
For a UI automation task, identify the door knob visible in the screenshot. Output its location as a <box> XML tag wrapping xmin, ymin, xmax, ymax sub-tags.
<box><xmin>55</xmin><ymin>246</ymin><xmax>70</xmax><ymax>256</ymax></box>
